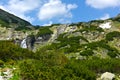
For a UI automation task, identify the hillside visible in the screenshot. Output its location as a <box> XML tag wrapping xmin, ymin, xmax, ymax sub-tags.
<box><xmin>0</xmin><ymin>9</ymin><xmax>120</xmax><ymax>80</ymax></box>
<box><xmin>0</xmin><ymin>9</ymin><xmax>32</xmax><ymax>30</ymax></box>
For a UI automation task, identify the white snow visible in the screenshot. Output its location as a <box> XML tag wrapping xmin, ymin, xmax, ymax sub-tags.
<box><xmin>99</xmin><ymin>22</ymin><xmax>111</xmax><ymax>29</ymax></box>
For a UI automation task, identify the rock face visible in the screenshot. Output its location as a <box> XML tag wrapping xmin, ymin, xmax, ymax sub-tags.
<box><xmin>99</xmin><ymin>22</ymin><xmax>111</xmax><ymax>29</ymax></box>
<box><xmin>101</xmin><ymin>72</ymin><xmax>115</xmax><ymax>80</ymax></box>
<box><xmin>0</xmin><ymin>68</ymin><xmax>14</xmax><ymax>80</ymax></box>
<box><xmin>26</xmin><ymin>35</ymin><xmax>36</xmax><ymax>50</ymax></box>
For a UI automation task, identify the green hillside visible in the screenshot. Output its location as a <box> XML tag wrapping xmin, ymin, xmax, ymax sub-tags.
<box><xmin>0</xmin><ymin>9</ymin><xmax>32</xmax><ymax>30</ymax></box>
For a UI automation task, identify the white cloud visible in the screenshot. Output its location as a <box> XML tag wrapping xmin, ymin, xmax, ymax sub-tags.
<box><xmin>86</xmin><ymin>0</ymin><xmax>120</xmax><ymax>9</ymax></box>
<box><xmin>67</xmin><ymin>4</ymin><xmax>78</xmax><ymax>11</ymax></box>
<box><xmin>0</xmin><ymin>0</ymin><xmax>41</xmax><ymax>22</ymax></box>
<box><xmin>38</xmin><ymin>0</ymin><xmax>77</xmax><ymax>20</ymax></box>
<box><xmin>59</xmin><ymin>18</ymin><xmax>71</xmax><ymax>24</ymax></box>
<box><xmin>43</xmin><ymin>21</ymin><xmax>53</xmax><ymax>26</ymax></box>
<box><xmin>100</xmin><ymin>14</ymin><xmax>110</xmax><ymax>20</ymax></box>
<box><xmin>0</xmin><ymin>0</ymin><xmax>77</xmax><ymax>24</ymax></box>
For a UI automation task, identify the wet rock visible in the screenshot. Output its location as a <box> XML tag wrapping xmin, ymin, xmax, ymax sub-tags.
<box><xmin>26</xmin><ymin>35</ymin><xmax>36</xmax><ymax>50</ymax></box>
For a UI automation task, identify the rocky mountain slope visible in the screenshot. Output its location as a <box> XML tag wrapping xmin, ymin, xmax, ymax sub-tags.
<box><xmin>1</xmin><ymin>8</ymin><xmax>120</xmax><ymax>58</ymax></box>
<box><xmin>0</xmin><ymin>9</ymin><xmax>120</xmax><ymax>80</ymax></box>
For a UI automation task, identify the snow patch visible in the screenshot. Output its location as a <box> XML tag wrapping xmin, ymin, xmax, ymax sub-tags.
<box><xmin>99</xmin><ymin>22</ymin><xmax>111</xmax><ymax>29</ymax></box>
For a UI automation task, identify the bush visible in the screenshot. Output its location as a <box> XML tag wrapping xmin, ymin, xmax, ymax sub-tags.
<box><xmin>37</xmin><ymin>26</ymin><xmax>53</xmax><ymax>37</ymax></box>
<box><xmin>106</xmin><ymin>31</ymin><xmax>120</xmax><ymax>41</ymax></box>
<box><xmin>0</xmin><ymin>60</ymin><xmax>4</xmax><ymax>67</ymax></box>
<box><xmin>0</xmin><ymin>40</ymin><xmax>34</xmax><ymax>62</ymax></box>
<box><xmin>80</xmin><ymin>50</ymin><xmax>94</xmax><ymax>56</ymax></box>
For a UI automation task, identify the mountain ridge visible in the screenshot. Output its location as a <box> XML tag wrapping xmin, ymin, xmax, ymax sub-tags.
<box><xmin>0</xmin><ymin>8</ymin><xmax>32</xmax><ymax>30</ymax></box>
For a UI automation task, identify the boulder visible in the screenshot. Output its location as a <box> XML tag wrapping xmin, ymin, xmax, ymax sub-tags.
<box><xmin>0</xmin><ymin>76</ymin><xmax>3</xmax><ymax>80</ymax></box>
<box><xmin>101</xmin><ymin>72</ymin><xmax>115</xmax><ymax>80</ymax></box>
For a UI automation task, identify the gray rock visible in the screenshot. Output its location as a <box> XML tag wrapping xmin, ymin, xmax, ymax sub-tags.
<box><xmin>0</xmin><ymin>76</ymin><xmax>3</xmax><ymax>80</ymax></box>
<box><xmin>101</xmin><ymin>72</ymin><xmax>115</xmax><ymax>80</ymax></box>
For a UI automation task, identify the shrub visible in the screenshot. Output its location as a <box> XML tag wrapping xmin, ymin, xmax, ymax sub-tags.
<box><xmin>0</xmin><ymin>60</ymin><xmax>4</xmax><ymax>67</ymax></box>
<box><xmin>0</xmin><ymin>40</ymin><xmax>34</xmax><ymax>61</ymax></box>
<box><xmin>106</xmin><ymin>31</ymin><xmax>120</xmax><ymax>41</ymax></box>
<box><xmin>80</xmin><ymin>50</ymin><xmax>94</xmax><ymax>56</ymax></box>
<box><xmin>37</xmin><ymin>26</ymin><xmax>53</xmax><ymax>37</ymax></box>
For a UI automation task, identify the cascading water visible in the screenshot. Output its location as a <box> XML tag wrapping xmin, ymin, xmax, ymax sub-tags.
<box><xmin>20</xmin><ymin>38</ymin><xmax>27</xmax><ymax>48</ymax></box>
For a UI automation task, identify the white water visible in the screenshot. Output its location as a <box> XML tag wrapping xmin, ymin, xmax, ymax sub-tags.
<box><xmin>20</xmin><ymin>39</ymin><xmax>27</xmax><ymax>48</ymax></box>
<box><xmin>99</xmin><ymin>22</ymin><xmax>111</xmax><ymax>29</ymax></box>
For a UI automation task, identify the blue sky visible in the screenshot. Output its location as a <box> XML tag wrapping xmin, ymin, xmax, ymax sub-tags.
<box><xmin>0</xmin><ymin>0</ymin><xmax>120</xmax><ymax>26</ymax></box>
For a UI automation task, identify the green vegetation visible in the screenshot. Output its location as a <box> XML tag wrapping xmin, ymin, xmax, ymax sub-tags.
<box><xmin>80</xmin><ymin>50</ymin><xmax>94</xmax><ymax>56</ymax></box>
<box><xmin>112</xmin><ymin>21</ymin><xmax>120</xmax><ymax>27</ymax></box>
<box><xmin>51</xmin><ymin>23</ymin><xmax>61</xmax><ymax>26</ymax></box>
<box><xmin>37</xmin><ymin>26</ymin><xmax>53</xmax><ymax>36</ymax></box>
<box><xmin>80</xmin><ymin>40</ymin><xmax>120</xmax><ymax>58</ymax></box>
<box><xmin>15</xmin><ymin>26</ymin><xmax>32</xmax><ymax>31</ymax></box>
<box><xmin>0</xmin><ymin>30</ymin><xmax>120</xmax><ymax>80</ymax></box>
<box><xmin>0</xmin><ymin>40</ymin><xmax>34</xmax><ymax>62</ymax></box>
<box><xmin>1</xmin><ymin>40</ymin><xmax>120</xmax><ymax>80</ymax></box>
<box><xmin>106</xmin><ymin>31</ymin><xmax>120</xmax><ymax>41</ymax></box>
<box><xmin>49</xmin><ymin>32</ymin><xmax>119</xmax><ymax>58</ymax></box>
<box><xmin>78</xmin><ymin>25</ymin><xmax>104</xmax><ymax>32</ymax></box>
<box><xmin>19</xmin><ymin>45</ymin><xmax>120</xmax><ymax>80</ymax></box>
<box><xmin>90</xmin><ymin>19</ymin><xmax>104</xmax><ymax>23</ymax></box>
<box><xmin>50</xmin><ymin>33</ymin><xmax>88</xmax><ymax>53</ymax></box>
<box><xmin>0</xmin><ymin>9</ymin><xmax>31</xmax><ymax>30</ymax></box>
<box><xmin>113</xmin><ymin>16</ymin><xmax>120</xmax><ymax>22</ymax></box>
<box><xmin>0</xmin><ymin>9</ymin><xmax>120</xmax><ymax>80</ymax></box>
<box><xmin>0</xmin><ymin>19</ymin><xmax>9</xmax><ymax>27</ymax></box>
<box><xmin>69</xmin><ymin>22</ymin><xmax>83</xmax><ymax>27</ymax></box>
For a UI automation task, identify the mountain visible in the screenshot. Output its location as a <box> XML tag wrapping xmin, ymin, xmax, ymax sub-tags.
<box><xmin>0</xmin><ymin>9</ymin><xmax>120</xmax><ymax>80</ymax></box>
<box><xmin>1</xmin><ymin>8</ymin><xmax>120</xmax><ymax>58</ymax></box>
<box><xmin>0</xmin><ymin>9</ymin><xmax>32</xmax><ymax>30</ymax></box>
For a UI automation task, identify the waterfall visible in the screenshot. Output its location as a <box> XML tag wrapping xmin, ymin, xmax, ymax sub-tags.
<box><xmin>20</xmin><ymin>38</ymin><xmax>27</xmax><ymax>48</ymax></box>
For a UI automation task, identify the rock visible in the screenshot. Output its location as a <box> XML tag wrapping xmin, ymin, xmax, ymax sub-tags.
<box><xmin>0</xmin><ymin>68</ymin><xmax>14</xmax><ymax>80</ymax></box>
<box><xmin>0</xmin><ymin>76</ymin><xmax>3</xmax><ymax>80</ymax></box>
<box><xmin>26</xmin><ymin>35</ymin><xmax>35</xmax><ymax>50</ymax></box>
<box><xmin>101</xmin><ymin>72</ymin><xmax>115</xmax><ymax>80</ymax></box>
<box><xmin>99</xmin><ymin>22</ymin><xmax>111</xmax><ymax>29</ymax></box>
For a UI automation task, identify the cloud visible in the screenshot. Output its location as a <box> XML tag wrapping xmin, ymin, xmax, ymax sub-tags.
<box><xmin>43</xmin><ymin>21</ymin><xmax>53</xmax><ymax>26</ymax></box>
<box><xmin>0</xmin><ymin>0</ymin><xmax>77</xmax><ymax>24</ymax></box>
<box><xmin>59</xmin><ymin>18</ymin><xmax>71</xmax><ymax>24</ymax></box>
<box><xmin>38</xmin><ymin>0</ymin><xmax>77</xmax><ymax>20</ymax></box>
<box><xmin>86</xmin><ymin>0</ymin><xmax>120</xmax><ymax>9</ymax></box>
<box><xmin>100</xmin><ymin>14</ymin><xmax>110</xmax><ymax>20</ymax></box>
<box><xmin>0</xmin><ymin>0</ymin><xmax>41</xmax><ymax>22</ymax></box>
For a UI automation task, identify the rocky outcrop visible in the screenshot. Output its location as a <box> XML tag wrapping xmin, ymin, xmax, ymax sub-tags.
<box><xmin>0</xmin><ymin>68</ymin><xmax>15</xmax><ymax>80</ymax></box>
<box><xmin>26</xmin><ymin>35</ymin><xmax>36</xmax><ymax>50</ymax></box>
<box><xmin>100</xmin><ymin>72</ymin><xmax>115</xmax><ymax>80</ymax></box>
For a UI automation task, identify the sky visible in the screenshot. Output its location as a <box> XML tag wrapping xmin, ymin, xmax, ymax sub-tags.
<box><xmin>0</xmin><ymin>0</ymin><xmax>120</xmax><ymax>26</ymax></box>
